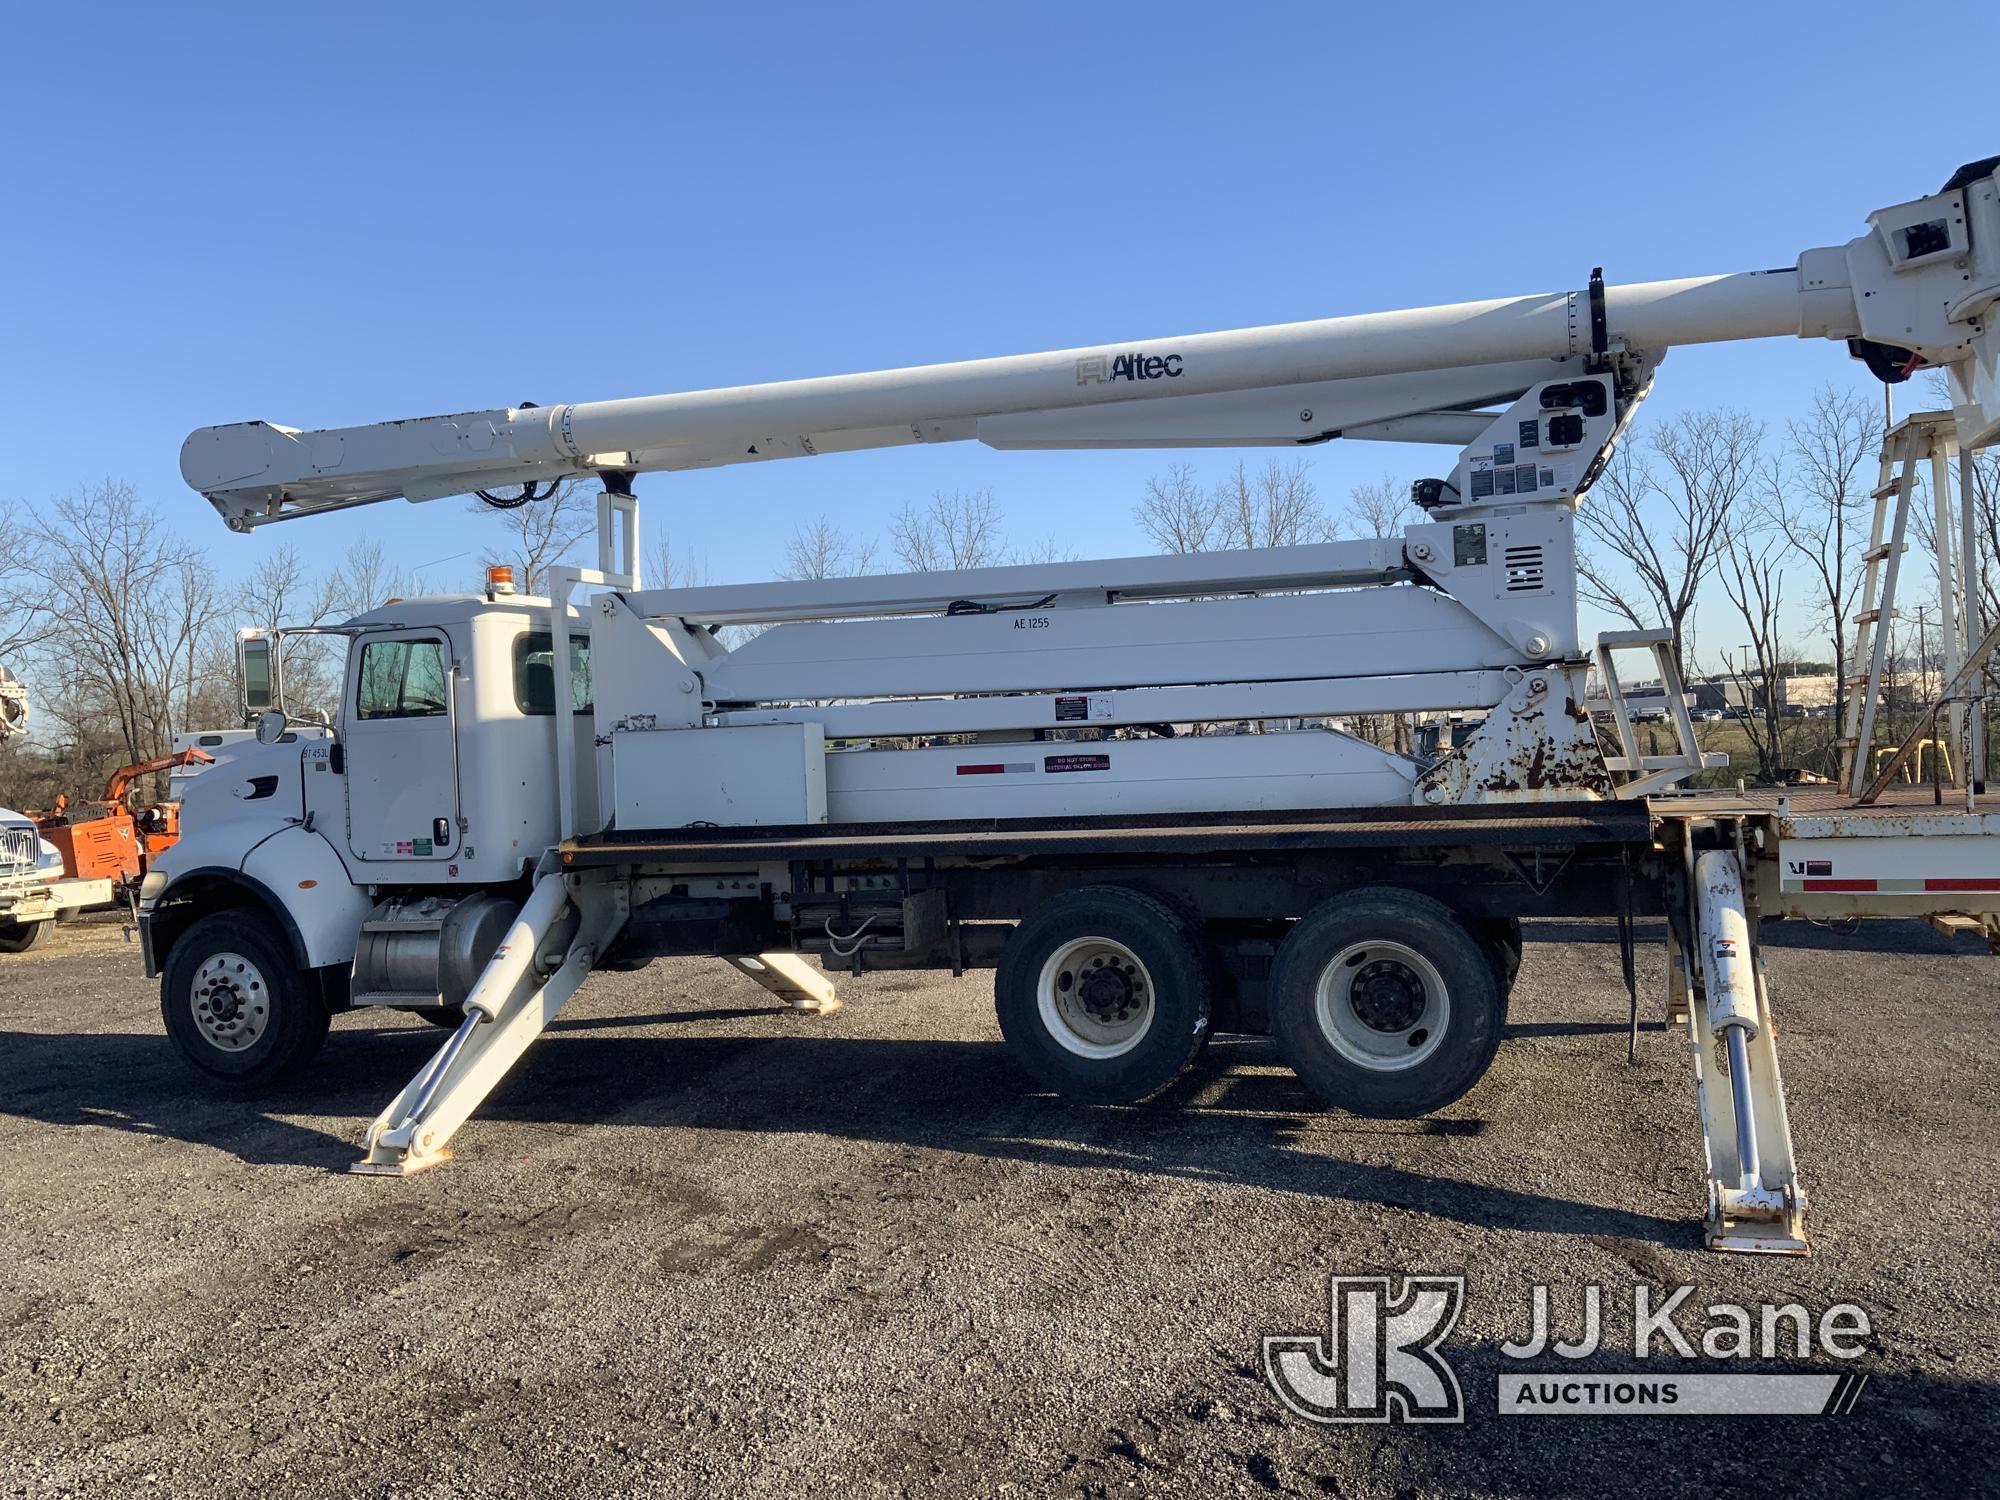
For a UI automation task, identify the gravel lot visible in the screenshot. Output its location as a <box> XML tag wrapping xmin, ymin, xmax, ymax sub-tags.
<box><xmin>1</xmin><ymin>913</ymin><xmax>1995</xmax><ymax>1499</ymax></box>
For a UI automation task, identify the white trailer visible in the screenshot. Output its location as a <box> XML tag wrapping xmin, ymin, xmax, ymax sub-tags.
<box><xmin>144</xmin><ymin>155</ymin><xmax>2000</xmax><ymax>1253</ymax></box>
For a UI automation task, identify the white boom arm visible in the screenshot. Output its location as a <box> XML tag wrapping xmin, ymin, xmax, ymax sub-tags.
<box><xmin>183</xmin><ymin>158</ymin><xmax>2000</xmax><ymax>529</ymax></box>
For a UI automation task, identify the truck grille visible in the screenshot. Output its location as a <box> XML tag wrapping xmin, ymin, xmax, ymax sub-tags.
<box><xmin>0</xmin><ymin>828</ymin><xmax>37</xmax><ymax>878</ymax></box>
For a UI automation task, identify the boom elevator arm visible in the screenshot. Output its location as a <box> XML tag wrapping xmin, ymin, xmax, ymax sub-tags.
<box><xmin>184</xmin><ymin>158</ymin><xmax>2000</xmax><ymax>530</ymax></box>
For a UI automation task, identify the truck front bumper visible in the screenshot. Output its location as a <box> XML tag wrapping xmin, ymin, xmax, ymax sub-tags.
<box><xmin>0</xmin><ymin>881</ymin><xmax>57</xmax><ymax>927</ymax></box>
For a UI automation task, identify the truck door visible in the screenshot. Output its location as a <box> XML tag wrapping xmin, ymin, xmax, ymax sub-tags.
<box><xmin>344</xmin><ymin>631</ymin><xmax>460</xmax><ymax>864</ymax></box>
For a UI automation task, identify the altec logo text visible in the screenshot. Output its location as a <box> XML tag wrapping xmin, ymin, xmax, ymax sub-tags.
<box><xmin>1076</xmin><ymin>351</ymin><xmax>1185</xmax><ymax>384</ymax></box>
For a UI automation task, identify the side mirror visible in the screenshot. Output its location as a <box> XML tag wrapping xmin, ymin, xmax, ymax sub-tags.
<box><xmin>238</xmin><ymin>630</ymin><xmax>283</xmax><ymax>719</ymax></box>
<box><xmin>254</xmin><ymin>709</ymin><xmax>289</xmax><ymax>745</ymax></box>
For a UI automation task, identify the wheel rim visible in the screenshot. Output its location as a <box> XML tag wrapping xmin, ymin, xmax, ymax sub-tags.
<box><xmin>1036</xmin><ymin>937</ymin><xmax>1156</xmax><ymax>1060</ymax></box>
<box><xmin>1313</xmin><ymin>940</ymin><xmax>1449</xmax><ymax>1072</ymax></box>
<box><xmin>190</xmin><ymin>950</ymin><xmax>271</xmax><ymax>1052</ymax></box>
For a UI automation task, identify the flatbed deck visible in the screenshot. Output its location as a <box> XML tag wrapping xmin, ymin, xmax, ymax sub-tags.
<box><xmin>1651</xmin><ymin>783</ymin><xmax>2000</xmax><ymax>823</ymax></box>
<box><xmin>1646</xmin><ymin>784</ymin><xmax>2000</xmax><ymax>919</ymax></box>
<box><xmin>561</xmin><ymin>798</ymin><xmax>1654</xmax><ymax>867</ymax></box>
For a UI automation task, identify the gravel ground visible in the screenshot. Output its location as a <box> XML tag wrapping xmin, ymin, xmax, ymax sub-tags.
<box><xmin>1</xmin><ymin>913</ymin><xmax>1995</xmax><ymax>1499</ymax></box>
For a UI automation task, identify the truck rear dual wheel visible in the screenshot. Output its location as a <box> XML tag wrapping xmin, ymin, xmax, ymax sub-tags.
<box><xmin>995</xmin><ymin>886</ymin><xmax>1214</xmax><ymax>1105</ymax></box>
<box><xmin>0</xmin><ymin>918</ymin><xmax>52</xmax><ymax>953</ymax></box>
<box><xmin>160</xmin><ymin>912</ymin><xmax>330</xmax><ymax>1091</ymax></box>
<box><xmin>1269</xmin><ymin>888</ymin><xmax>1503</xmax><ymax>1118</ymax></box>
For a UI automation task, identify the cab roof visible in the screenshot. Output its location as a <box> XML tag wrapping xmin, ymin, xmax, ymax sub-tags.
<box><xmin>341</xmin><ymin>594</ymin><xmax>584</xmax><ymax>630</ymax></box>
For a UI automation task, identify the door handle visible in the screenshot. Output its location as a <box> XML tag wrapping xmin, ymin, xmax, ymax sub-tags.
<box><xmin>433</xmin><ymin>817</ymin><xmax>451</xmax><ymax>846</ymax></box>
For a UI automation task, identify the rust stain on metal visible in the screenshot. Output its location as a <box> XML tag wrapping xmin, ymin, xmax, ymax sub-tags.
<box><xmin>1476</xmin><ymin>714</ymin><xmax>1612</xmax><ymax>797</ymax></box>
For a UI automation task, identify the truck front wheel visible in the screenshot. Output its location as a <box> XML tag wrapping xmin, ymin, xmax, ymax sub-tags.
<box><xmin>0</xmin><ymin>918</ymin><xmax>52</xmax><ymax>953</ymax></box>
<box><xmin>1268</xmin><ymin>888</ymin><xmax>1502</xmax><ymax>1118</ymax></box>
<box><xmin>161</xmin><ymin>911</ymin><xmax>329</xmax><ymax>1089</ymax></box>
<box><xmin>995</xmin><ymin>886</ymin><xmax>1212</xmax><ymax>1105</ymax></box>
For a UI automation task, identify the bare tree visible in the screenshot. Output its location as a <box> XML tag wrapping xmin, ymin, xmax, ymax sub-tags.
<box><xmin>1134</xmin><ymin>462</ymin><xmax>1219</xmax><ymax>554</ymax></box>
<box><xmin>1135</xmin><ymin>459</ymin><xmax>1331</xmax><ymax>554</ymax></box>
<box><xmin>465</xmin><ymin>478</ymin><xmax>597</xmax><ymax>593</ymax></box>
<box><xmin>241</xmin><ymin>542</ymin><xmax>345</xmax><ymax>713</ymax></box>
<box><xmin>242</xmin><ymin>544</ymin><xmax>339</xmax><ymax>630</ymax></box>
<box><xmin>1760</xmin><ymin>385</ymin><xmax>1880</xmax><ymax>729</ymax></box>
<box><xmin>20</xmin><ymin>481</ymin><xmax>227</xmax><ymax>775</ymax></box>
<box><xmin>782</xmin><ymin>516</ymin><xmax>877</xmax><ymax>580</ymax></box>
<box><xmin>1577</xmin><ymin>410</ymin><xmax>1762</xmax><ymax>678</ymax></box>
<box><xmin>0</xmin><ymin>501</ymin><xmax>53</xmax><ymax>662</ymax></box>
<box><xmin>1713</xmin><ymin>512</ymin><xmax>1792</xmax><ymax>780</ymax></box>
<box><xmin>646</xmin><ymin>533</ymin><xmax>710</xmax><ymax>592</ymax></box>
<box><xmin>1343</xmin><ymin>474</ymin><xmax>1420</xmax><ymax>538</ymax></box>
<box><xmin>1007</xmin><ymin>535</ymin><xmax>1078</xmax><ymax>566</ymax></box>
<box><xmin>331</xmin><ymin>538</ymin><xmax>425</xmax><ymax>617</ymax></box>
<box><xmin>1212</xmin><ymin>459</ymin><xmax>1327</xmax><ymax>548</ymax></box>
<box><xmin>891</xmin><ymin>488</ymin><xmax>1004</xmax><ymax>571</ymax></box>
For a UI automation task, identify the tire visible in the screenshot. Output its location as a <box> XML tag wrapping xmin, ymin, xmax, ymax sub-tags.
<box><xmin>160</xmin><ymin>910</ymin><xmax>329</xmax><ymax>1090</ymax></box>
<box><xmin>0</xmin><ymin>918</ymin><xmax>52</xmax><ymax>953</ymax></box>
<box><xmin>406</xmin><ymin>1006</ymin><xmax>467</xmax><ymax>1029</ymax></box>
<box><xmin>995</xmin><ymin>885</ymin><xmax>1213</xmax><ymax>1104</ymax></box>
<box><xmin>1268</xmin><ymin>887</ymin><xmax>1503</xmax><ymax>1118</ymax></box>
<box><xmin>1122</xmin><ymin>884</ymin><xmax>1228</xmax><ymax>1050</ymax></box>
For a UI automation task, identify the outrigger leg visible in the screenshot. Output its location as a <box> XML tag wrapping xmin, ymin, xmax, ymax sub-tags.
<box><xmin>1677</xmin><ymin>849</ymin><xmax>1810</xmax><ymax>1254</ymax></box>
<box><xmin>352</xmin><ymin>863</ymin><xmax>628</xmax><ymax>1176</ymax></box>
<box><xmin>722</xmin><ymin>952</ymin><xmax>843</xmax><ymax>1013</ymax></box>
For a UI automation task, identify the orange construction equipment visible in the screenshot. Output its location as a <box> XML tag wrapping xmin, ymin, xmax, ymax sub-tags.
<box><xmin>35</xmin><ymin>748</ymin><xmax>214</xmax><ymax>885</ymax></box>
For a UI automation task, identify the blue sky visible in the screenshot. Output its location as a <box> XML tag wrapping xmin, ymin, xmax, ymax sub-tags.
<box><xmin>6</xmin><ymin>3</ymin><xmax>1996</xmax><ymax>635</ymax></box>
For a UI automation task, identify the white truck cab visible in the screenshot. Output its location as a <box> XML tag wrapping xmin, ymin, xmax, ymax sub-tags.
<box><xmin>140</xmin><ymin>586</ymin><xmax>596</xmax><ymax>1084</ymax></box>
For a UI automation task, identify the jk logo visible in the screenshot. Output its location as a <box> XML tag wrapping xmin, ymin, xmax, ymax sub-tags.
<box><xmin>1264</xmin><ymin>1276</ymin><xmax>1465</xmax><ymax>1424</ymax></box>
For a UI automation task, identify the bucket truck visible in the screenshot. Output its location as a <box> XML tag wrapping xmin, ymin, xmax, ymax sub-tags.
<box><xmin>145</xmin><ymin>156</ymin><xmax>2000</xmax><ymax>1252</ymax></box>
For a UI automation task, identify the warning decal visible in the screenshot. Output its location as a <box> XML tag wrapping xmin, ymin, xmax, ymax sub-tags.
<box><xmin>1044</xmin><ymin>753</ymin><xmax>1110</xmax><ymax>773</ymax></box>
